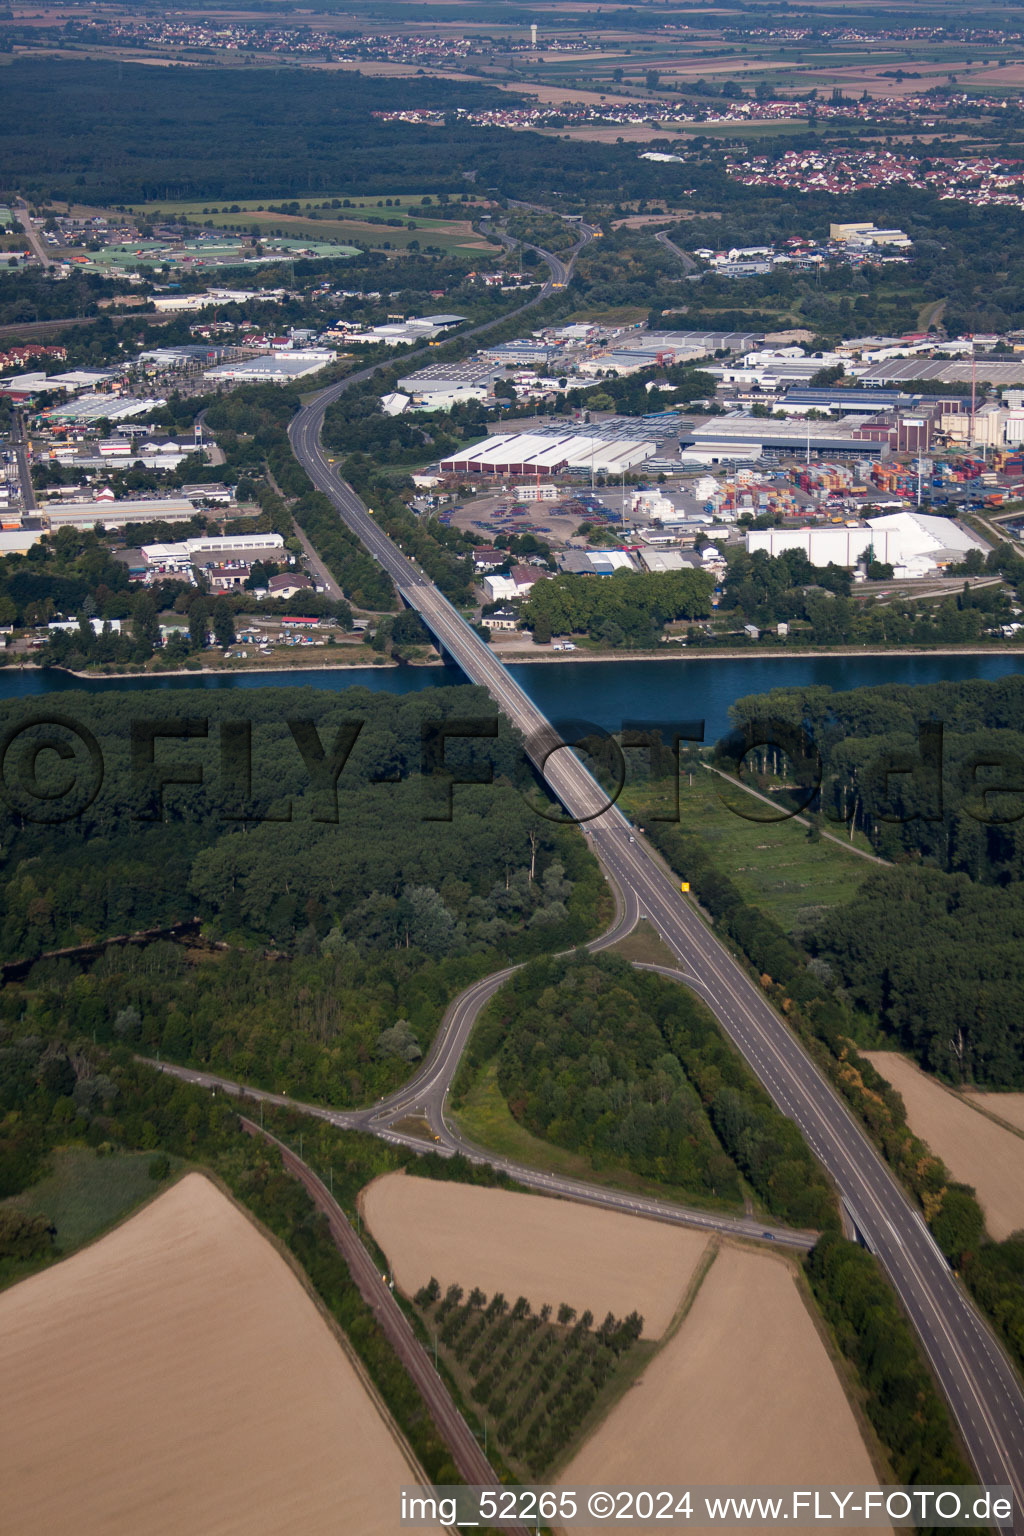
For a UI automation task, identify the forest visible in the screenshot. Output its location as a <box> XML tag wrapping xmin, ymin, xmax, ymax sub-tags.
<box><xmin>628</xmin><ymin>675</ymin><xmax>1024</xmax><ymax>1378</ymax></box>
<box><xmin>728</xmin><ymin>674</ymin><xmax>1024</xmax><ymax>887</ymax></box>
<box><xmin>0</xmin><ymin>1023</ymin><xmax>468</xmax><ymax>1484</ymax></box>
<box><xmin>0</xmin><ymin>686</ymin><xmax>610</xmax><ymax>1103</ymax></box>
<box><xmin>0</xmin><ymin>686</ymin><xmax>601</xmax><ymax>945</ymax></box>
<box><xmin>641</xmin><ymin>776</ymin><xmax>1024</xmax><ymax>1381</ymax></box>
<box><xmin>711</xmin><ymin>545</ymin><xmax>1016</xmax><ymax>648</ymax></box>
<box><xmin>8</xmin><ymin>58</ymin><xmax>1024</xmax><ymax>336</ymax></box>
<box><xmin>522</xmin><ymin>567</ymin><xmax>714</xmax><ymax>647</ymax></box>
<box><xmin>0</xmin><ymin>58</ymin><xmax>720</xmax><ymax>211</ymax></box>
<box><xmin>458</xmin><ymin>949</ymin><xmax>837</xmax><ymax>1229</ymax></box>
<box><xmin>719</xmin><ymin>675</ymin><xmax>1024</xmax><ymax>1085</ymax></box>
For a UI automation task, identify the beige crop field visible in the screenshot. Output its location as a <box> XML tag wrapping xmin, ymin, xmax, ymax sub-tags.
<box><xmin>966</xmin><ymin>1090</ymin><xmax>1024</xmax><ymax>1136</ymax></box>
<box><xmin>865</xmin><ymin>1052</ymin><xmax>1024</xmax><ymax>1240</ymax></box>
<box><xmin>561</xmin><ymin>1245</ymin><xmax>886</xmax><ymax>1534</ymax></box>
<box><xmin>360</xmin><ymin>1171</ymin><xmax>709</xmax><ymax>1337</ymax></box>
<box><xmin>0</xmin><ymin>1173</ymin><xmax>444</xmax><ymax>1536</ymax></box>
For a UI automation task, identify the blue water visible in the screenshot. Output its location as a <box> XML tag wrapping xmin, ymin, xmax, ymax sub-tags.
<box><xmin>4</xmin><ymin>652</ymin><xmax>1024</xmax><ymax>742</ymax></box>
<box><xmin>508</xmin><ymin>654</ymin><xmax>1024</xmax><ymax>742</ymax></box>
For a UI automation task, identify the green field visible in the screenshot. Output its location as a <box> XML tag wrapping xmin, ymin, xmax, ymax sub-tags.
<box><xmin>127</xmin><ymin>193</ymin><xmax>485</xmax><ymax>217</ymax></box>
<box><xmin>82</xmin><ymin>236</ymin><xmax>358</xmax><ymax>271</ymax></box>
<box><xmin>454</xmin><ymin>1062</ymin><xmax>749</xmax><ymax>1214</ymax></box>
<box><xmin>124</xmin><ymin>195</ymin><xmax>497</xmax><ymax>256</ymax></box>
<box><xmin>622</xmin><ymin>763</ymin><xmax>873</xmax><ymax>938</ymax></box>
<box><xmin>4</xmin><ymin>1145</ymin><xmax>177</xmax><ymax>1257</ymax></box>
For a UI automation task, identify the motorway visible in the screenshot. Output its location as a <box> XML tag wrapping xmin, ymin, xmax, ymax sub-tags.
<box><xmin>284</xmin><ymin>257</ymin><xmax>1024</xmax><ymax>1520</ymax></box>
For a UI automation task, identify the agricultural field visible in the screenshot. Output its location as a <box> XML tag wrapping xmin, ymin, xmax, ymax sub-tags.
<box><xmin>363</xmin><ymin>1174</ymin><xmax>883</xmax><ymax>1498</ymax></box>
<box><xmin>864</xmin><ymin>1053</ymin><xmax>1024</xmax><ymax>1241</ymax></box>
<box><xmin>561</xmin><ymin>1244</ymin><xmax>888</xmax><ymax>1531</ymax></box>
<box><xmin>360</xmin><ymin>1171</ymin><xmax>710</xmax><ymax>1336</ymax></box>
<box><xmin>0</xmin><ymin>1173</ymin><xmax>443</xmax><ymax>1536</ymax></box>
<box><xmin>622</xmin><ymin>764</ymin><xmax>874</xmax><ymax>939</ymax></box>
<box><xmin>2</xmin><ymin>1145</ymin><xmax>173</xmax><ymax>1261</ymax></box>
<box><xmin>967</xmin><ymin>1089</ymin><xmax>1024</xmax><ymax>1136</ymax></box>
<box><xmin>415</xmin><ymin>1277</ymin><xmax>652</xmax><ymax>1476</ymax></box>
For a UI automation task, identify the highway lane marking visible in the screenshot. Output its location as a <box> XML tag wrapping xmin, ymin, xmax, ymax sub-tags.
<box><xmin>295</xmin><ymin>356</ymin><xmax>1024</xmax><ymax>1502</ymax></box>
<box><xmin>646</xmin><ymin>950</ymin><xmax>1024</xmax><ymax>1496</ymax></box>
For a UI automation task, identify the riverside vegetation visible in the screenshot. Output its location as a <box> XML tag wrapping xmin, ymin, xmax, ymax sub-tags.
<box><xmin>0</xmin><ymin>688</ymin><xmax>608</xmax><ymax>1105</ymax></box>
<box><xmin>614</xmin><ymin>676</ymin><xmax>1024</xmax><ymax>1389</ymax></box>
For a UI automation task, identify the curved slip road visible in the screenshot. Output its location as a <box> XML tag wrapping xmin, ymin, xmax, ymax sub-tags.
<box><xmin>653</xmin><ymin>228</ymin><xmax>698</xmax><ymax>274</ymax></box>
<box><xmin>285</xmin><ymin>298</ymin><xmax>1024</xmax><ymax>1522</ymax></box>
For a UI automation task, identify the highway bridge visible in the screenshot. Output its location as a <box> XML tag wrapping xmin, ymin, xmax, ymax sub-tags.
<box><xmin>285</xmin><ymin>260</ymin><xmax>1024</xmax><ymax>1518</ymax></box>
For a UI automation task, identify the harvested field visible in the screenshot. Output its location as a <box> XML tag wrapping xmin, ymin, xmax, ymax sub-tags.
<box><xmin>864</xmin><ymin>1052</ymin><xmax>1024</xmax><ymax>1241</ymax></box>
<box><xmin>360</xmin><ymin>1171</ymin><xmax>709</xmax><ymax>1338</ymax></box>
<box><xmin>0</xmin><ymin>1172</ymin><xmax>443</xmax><ymax>1536</ymax></box>
<box><xmin>561</xmin><ymin>1245</ymin><xmax>886</xmax><ymax>1534</ymax></box>
<box><xmin>966</xmin><ymin>1090</ymin><xmax>1024</xmax><ymax>1136</ymax></box>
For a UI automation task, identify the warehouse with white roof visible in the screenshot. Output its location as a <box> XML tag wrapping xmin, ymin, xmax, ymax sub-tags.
<box><xmin>205</xmin><ymin>351</ymin><xmax>334</xmax><ymax>383</ymax></box>
<box><xmin>439</xmin><ymin>430</ymin><xmax>655</xmax><ymax>477</ymax></box>
<box><xmin>747</xmin><ymin>511</ymin><xmax>988</xmax><ymax>574</ymax></box>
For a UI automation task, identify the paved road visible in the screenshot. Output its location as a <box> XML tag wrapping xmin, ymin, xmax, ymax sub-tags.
<box><xmin>293</xmin><ymin>518</ymin><xmax>345</xmax><ymax>600</ymax></box>
<box><xmin>654</xmin><ymin>228</ymin><xmax>698</xmax><ymax>274</ymax></box>
<box><xmin>13</xmin><ymin>200</ymin><xmax>52</xmax><ymax>268</ymax></box>
<box><xmin>151</xmin><ymin>909</ymin><xmax>813</xmax><ymax>1253</ymax></box>
<box><xmin>239</xmin><ymin>1118</ymin><xmax>522</xmax><ymax>1527</ymax></box>
<box><xmin>11</xmin><ymin>409</ymin><xmax>36</xmax><ymax>513</ymax></box>
<box><xmin>286</xmin><ymin>294</ymin><xmax>1024</xmax><ymax>1517</ymax></box>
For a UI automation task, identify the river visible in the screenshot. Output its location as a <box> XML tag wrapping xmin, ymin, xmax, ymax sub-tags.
<box><xmin>3</xmin><ymin>652</ymin><xmax>1024</xmax><ymax>742</ymax></box>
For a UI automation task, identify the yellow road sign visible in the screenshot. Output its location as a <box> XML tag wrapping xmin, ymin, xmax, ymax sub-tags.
<box><xmin>681</xmin><ymin>882</ymin><xmax>690</xmax><ymax>893</ymax></box>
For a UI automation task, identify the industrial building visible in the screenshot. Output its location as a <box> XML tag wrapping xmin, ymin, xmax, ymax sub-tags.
<box><xmin>774</xmin><ymin>387</ymin><xmax>914</xmax><ymax>416</ymax></box>
<box><xmin>680</xmin><ymin>413</ymin><xmax>885</xmax><ymax>464</ymax></box>
<box><xmin>829</xmin><ymin>222</ymin><xmax>911</xmax><ymax>249</ymax></box>
<box><xmin>746</xmin><ymin>511</ymin><xmax>988</xmax><ymax>575</ymax></box>
<box><xmin>612</xmin><ymin>330</ymin><xmax>764</xmax><ymax>356</ymax></box>
<box><xmin>706</xmin><ymin>350</ymin><xmax>848</xmax><ymax>390</ymax></box>
<box><xmin>204</xmin><ymin>351</ymin><xmax>334</xmax><ymax>383</ymax></box>
<box><xmin>44</xmin><ymin>394</ymin><xmax>162</xmax><ymax>425</ymax></box>
<box><xmin>439</xmin><ymin>430</ymin><xmax>656</xmax><ymax>478</ymax></box>
<box><xmin>859</xmin><ymin>358</ymin><xmax>1024</xmax><ymax>388</ymax></box>
<box><xmin>141</xmin><ymin>532</ymin><xmax>285</xmax><ymax>572</ymax></box>
<box><xmin>350</xmin><ymin>315</ymin><xmax>464</xmax><ymax>346</ymax></box>
<box><xmin>45</xmin><ymin>497</ymin><xmax>199</xmax><ymax>530</ymax></box>
<box><xmin>639</xmin><ymin>549</ymin><xmax>688</xmax><ymax>573</ymax></box>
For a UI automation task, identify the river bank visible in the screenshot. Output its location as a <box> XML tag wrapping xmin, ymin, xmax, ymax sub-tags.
<box><xmin>11</xmin><ymin>641</ymin><xmax>1024</xmax><ymax>684</ymax></box>
<box><xmin>488</xmin><ymin>643</ymin><xmax>1024</xmax><ymax>665</ymax></box>
<box><xmin>4</xmin><ymin>651</ymin><xmax>1024</xmax><ymax>743</ymax></box>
